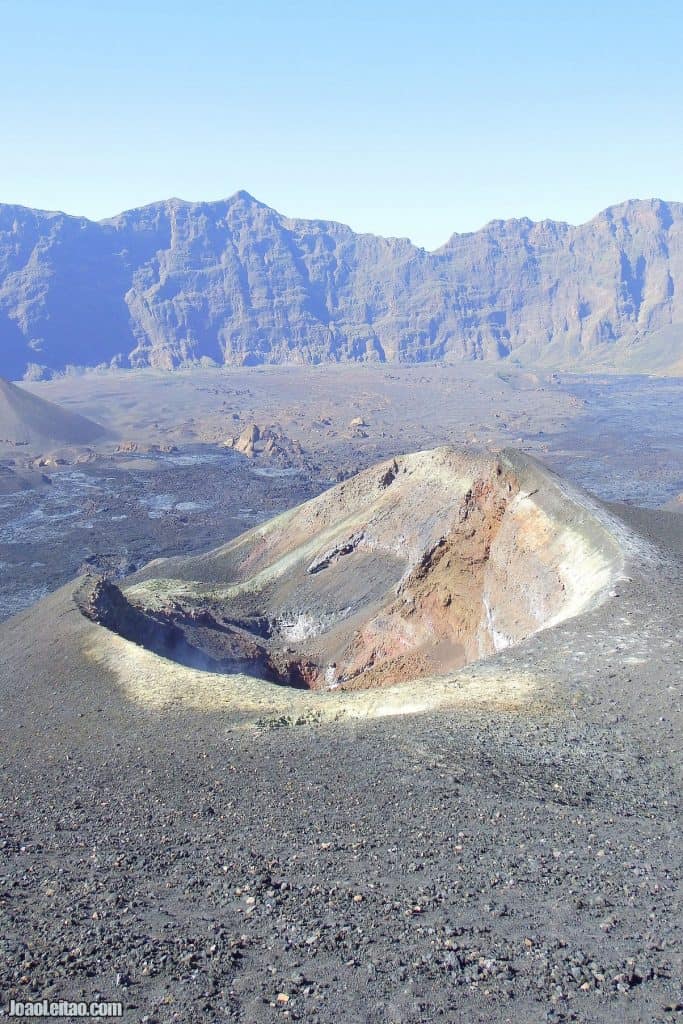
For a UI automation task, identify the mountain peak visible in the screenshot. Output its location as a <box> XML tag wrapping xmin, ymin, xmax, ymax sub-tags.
<box><xmin>228</xmin><ymin>189</ymin><xmax>261</xmax><ymax>204</ymax></box>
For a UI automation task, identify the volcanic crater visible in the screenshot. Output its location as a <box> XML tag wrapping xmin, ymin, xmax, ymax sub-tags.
<box><xmin>76</xmin><ymin>447</ymin><xmax>627</xmax><ymax>691</ymax></box>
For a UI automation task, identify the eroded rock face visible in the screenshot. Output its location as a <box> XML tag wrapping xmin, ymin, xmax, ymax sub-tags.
<box><xmin>76</xmin><ymin>448</ymin><xmax>627</xmax><ymax>690</ymax></box>
<box><xmin>1</xmin><ymin>194</ymin><xmax>683</xmax><ymax>377</ymax></box>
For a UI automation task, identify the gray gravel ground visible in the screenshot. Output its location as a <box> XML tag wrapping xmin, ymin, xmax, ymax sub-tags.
<box><xmin>0</xmin><ymin>500</ymin><xmax>681</xmax><ymax>1023</ymax></box>
<box><xmin>1</xmin><ymin>366</ymin><xmax>681</xmax><ymax>1023</ymax></box>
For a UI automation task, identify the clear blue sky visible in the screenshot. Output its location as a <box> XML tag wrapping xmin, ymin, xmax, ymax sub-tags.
<box><xmin>1</xmin><ymin>0</ymin><xmax>681</xmax><ymax>249</ymax></box>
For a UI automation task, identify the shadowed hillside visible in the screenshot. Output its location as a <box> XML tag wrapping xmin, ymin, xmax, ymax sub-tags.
<box><xmin>0</xmin><ymin>377</ymin><xmax>107</xmax><ymax>445</ymax></box>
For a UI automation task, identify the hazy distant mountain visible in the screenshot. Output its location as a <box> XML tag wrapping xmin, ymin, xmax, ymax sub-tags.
<box><xmin>0</xmin><ymin>192</ymin><xmax>681</xmax><ymax>378</ymax></box>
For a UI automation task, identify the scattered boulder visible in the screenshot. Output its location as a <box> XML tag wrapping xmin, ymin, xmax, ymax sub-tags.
<box><xmin>32</xmin><ymin>455</ymin><xmax>67</xmax><ymax>469</ymax></box>
<box><xmin>225</xmin><ymin>423</ymin><xmax>261</xmax><ymax>457</ymax></box>
<box><xmin>148</xmin><ymin>442</ymin><xmax>178</xmax><ymax>454</ymax></box>
<box><xmin>114</xmin><ymin>440</ymin><xmax>178</xmax><ymax>457</ymax></box>
<box><xmin>237</xmin><ymin>423</ymin><xmax>260</xmax><ymax>448</ymax></box>
<box><xmin>75</xmin><ymin>450</ymin><xmax>97</xmax><ymax>464</ymax></box>
<box><xmin>224</xmin><ymin>423</ymin><xmax>306</xmax><ymax>467</ymax></box>
<box><xmin>263</xmin><ymin>437</ymin><xmax>282</xmax><ymax>458</ymax></box>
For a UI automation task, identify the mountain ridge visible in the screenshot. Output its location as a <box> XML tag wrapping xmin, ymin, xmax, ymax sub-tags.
<box><xmin>5</xmin><ymin>192</ymin><xmax>681</xmax><ymax>244</ymax></box>
<box><xmin>1</xmin><ymin>193</ymin><xmax>682</xmax><ymax>378</ymax></box>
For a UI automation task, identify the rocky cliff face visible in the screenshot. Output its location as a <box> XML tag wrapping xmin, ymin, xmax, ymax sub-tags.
<box><xmin>1</xmin><ymin>192</ymin><xmax>681</xmax><ymax>377</ymax></box>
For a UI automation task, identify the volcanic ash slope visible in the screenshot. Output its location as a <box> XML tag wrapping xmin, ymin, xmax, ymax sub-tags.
<box><xmin>0</xmin><ymin>376</ymin><xmax>107</xmax><ymax>446</ymax></box>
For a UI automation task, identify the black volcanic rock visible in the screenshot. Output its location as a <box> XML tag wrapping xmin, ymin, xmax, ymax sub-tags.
<box><xmin>0</xmin><ymin>193</ymin><xmax>682</xmax><ymax>377</ymax></box>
